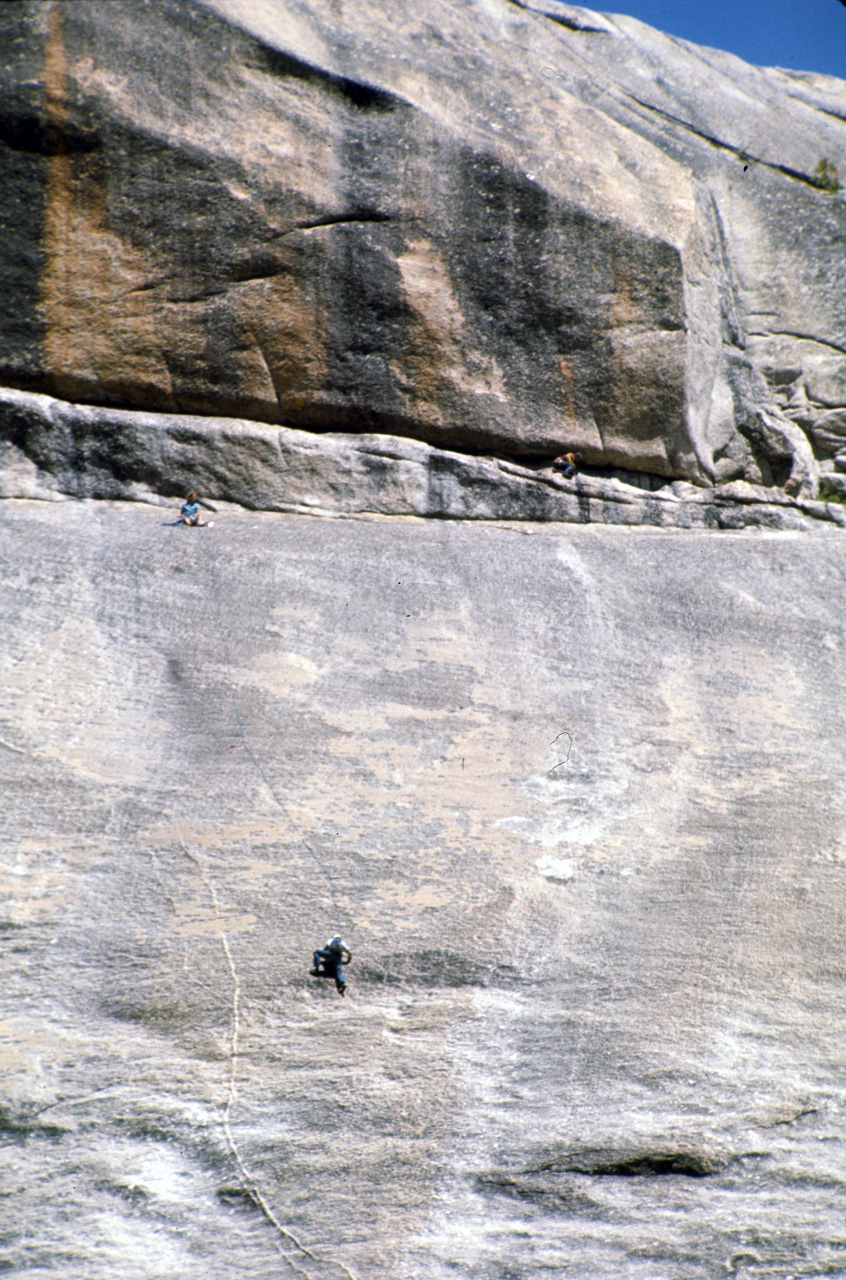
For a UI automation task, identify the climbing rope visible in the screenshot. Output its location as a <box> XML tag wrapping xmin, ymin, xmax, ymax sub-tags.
<box><xmin>198</xmin><ymin>526</ymin><xmax>344</xmax><ymax>937</ymax></box>
<box><xmin>171</xmin><ymin>526</ymin><xmax>355</xmax><ymax>1277</ymax></box>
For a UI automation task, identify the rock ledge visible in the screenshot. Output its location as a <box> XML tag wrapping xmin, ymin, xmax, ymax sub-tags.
<box><xmin>2</xmin><ymin>387</ymin><xmax>844</xmax><ymax>530</ymax></box>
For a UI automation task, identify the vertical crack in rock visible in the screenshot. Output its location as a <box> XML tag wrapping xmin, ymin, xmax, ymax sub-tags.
<box><xmin>180</xmin><ymin>844</ymin><xmax>357</xmax><ymax>1280</ymax></box>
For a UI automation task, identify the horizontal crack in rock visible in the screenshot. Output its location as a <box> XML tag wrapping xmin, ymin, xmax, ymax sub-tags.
<box><xmin>526</xmin><ymin>1146</ymin><xmax>725</xmax><ymax>1178</ymax></box>
<box><xmin>475</xmin><ymin>1172</ymin><xmax>606</xmax><ymax>1214</ymax></box>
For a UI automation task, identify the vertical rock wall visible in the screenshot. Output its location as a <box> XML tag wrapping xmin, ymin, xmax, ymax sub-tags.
<box><xmin>3</xmin><ymin>0</ymin><xmax>844</xmax><ymax>494</ymax></box>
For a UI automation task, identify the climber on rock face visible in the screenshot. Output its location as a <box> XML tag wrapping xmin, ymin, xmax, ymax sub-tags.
<box><xmin>552</xmin><ymin>451</ymin><xmax>583</xmax><ymax>478</ymax></box>
<box><xmin>311</xmin><ymin>936</ymin><xmax>352</xmax><ymax>995</ymax></box>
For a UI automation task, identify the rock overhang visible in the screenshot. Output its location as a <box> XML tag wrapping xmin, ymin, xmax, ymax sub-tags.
<box><xmin>3</xmin><ymin>385</ymin><xmax>844</xmax><ymax>531</ymax></box>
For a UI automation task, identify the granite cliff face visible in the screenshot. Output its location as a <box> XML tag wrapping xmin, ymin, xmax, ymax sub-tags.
<box><xmin>3</xmin><ymin>501</ymin><xmax>846</xmax><ymax>1279</ymax></box>
<box><xmin>1</xmin><ymin>0</ymin><xmax>846</xmax><ymax>501</ymax></box>
<box><xmin>4</xmin><ymin>6</ymin><xmax>846</xmax><ymax>1279</ymax></box>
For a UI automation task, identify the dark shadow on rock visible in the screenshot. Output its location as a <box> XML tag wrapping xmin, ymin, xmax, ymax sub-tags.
<box><xmin>216</xmin><ymin>1185</ymin><xmax>262</xmax><ymax>1211</ymax></box>
<box><xmin>101</xmin><ymin>997</ymin><xmax>195</xmax><ymax>1033</ymax></box>
<box><xmin>0</xmin><ymin>1105</ymin><xmax>67</xmax><ymax>1143</ymax></box>
<box><xmin>354</xmin><ymin>950</ymin><xmax>521</xmax><ymax>989</ymax></box>
<box><xmin>525</xmin><ymin>1144</ymin><xmax>726</xmax><ymax>1178</ymax></box>
<box><xmin>474</xmin><ymin>1172</ymin><xmax>607</xmax><ymax>1217</ymax></box>
<box><xmin>115</xmin><ymin>1117</ymin><xmax>174</xmax><ymax>1144</ymax></box>
<box><xmin>94</xmin><ymin>1178</ymin><xmax>150</xmax><ymax>1205</ymax></box>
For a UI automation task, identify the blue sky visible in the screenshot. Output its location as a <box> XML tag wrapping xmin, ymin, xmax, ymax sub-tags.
<box><xmin>594</xmin><ymin>0</ymin><xmax>846</xmax><ymax>77</ymax></box>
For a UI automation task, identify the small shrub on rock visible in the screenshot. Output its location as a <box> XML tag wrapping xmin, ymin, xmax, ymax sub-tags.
<box><xmin>811</xmin><ymin>159</ymin><xmax>840</xmax><ymax>193</ymax></box>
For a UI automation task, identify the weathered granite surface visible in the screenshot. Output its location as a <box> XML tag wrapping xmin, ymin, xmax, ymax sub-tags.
<box><xmin>3</xmin><ymin>385</ymin><xmax>846</xmax><ymax>530</ymax></box>
<box><xmin>3</xmin><ymin>4</ymin><xmax>846</xmax><ymax>1275</ymax></box>
<box><xmin>2</xmin><ymin>498</ymin><xmax>846</xmax><ymax>1278</ymax></box>
<box><xmin>0</xmin><ymin>0</ymin><xmax>844</xmax><ymax>494</ymax></box>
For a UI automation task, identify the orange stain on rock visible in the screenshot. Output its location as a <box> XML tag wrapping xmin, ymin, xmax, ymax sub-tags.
<box><xmin>41</xmin><ymin>3</ymin><xmax>175</xmax><ymax>409</ymax></box>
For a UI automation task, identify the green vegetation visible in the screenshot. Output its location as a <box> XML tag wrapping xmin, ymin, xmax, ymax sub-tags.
<box><xmin>819</xmin><ymin>476</ymin><xmax>846</xmax><ymax>503</ymax></box>
<box><xmin>810</xmin><ymin>159</ymin><xmax>840</xmax><ymax>193</ymax></box>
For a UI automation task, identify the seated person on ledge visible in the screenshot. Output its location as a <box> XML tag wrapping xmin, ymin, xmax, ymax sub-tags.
<box><xmin>179</xmin><ymin>491</ymin><xmax>207</xmax><ymax>526</ymax></box>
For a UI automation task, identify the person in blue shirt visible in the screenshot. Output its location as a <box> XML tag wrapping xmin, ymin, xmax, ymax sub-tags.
<box><xmin>179</xmin><ymin>491</ymin><xmax>208</xmax><ymax>526</ymax></box>
<box><xmin>311</xmin><ymin>936</ymin><xmax>352</xmax><ymax>995</ymax></box>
